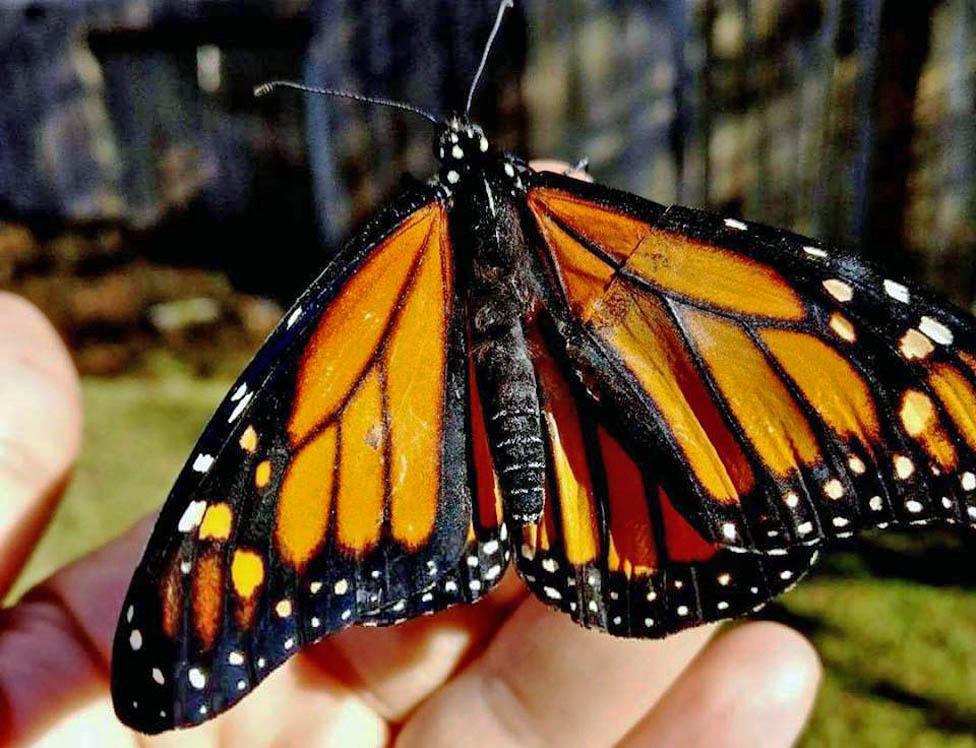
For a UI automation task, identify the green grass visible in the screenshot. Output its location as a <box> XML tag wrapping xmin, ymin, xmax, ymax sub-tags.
<box><xmin>790</xmin><ymin>573</ymin><xmax>976</xmax><ymax>747</ymax></box>
<box><xmin>12</xmin><ymin>365</ymin><xmax>976</xmax><ymax>745</ymax></box>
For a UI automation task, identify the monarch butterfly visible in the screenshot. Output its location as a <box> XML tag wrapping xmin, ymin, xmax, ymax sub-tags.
<box><xmin>112</xmin><ymin>1</ymin><xmax>976</xmax><ymax>734</ymax></box>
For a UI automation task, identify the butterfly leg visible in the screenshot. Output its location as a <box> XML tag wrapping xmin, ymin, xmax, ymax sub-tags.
<box><xmin>473</xmin><ymin>322</ymin><xmax>547</xmax><ymax>524</ymax></box>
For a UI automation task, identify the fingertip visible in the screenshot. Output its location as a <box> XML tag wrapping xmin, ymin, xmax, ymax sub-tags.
<box><xmin>620</xmin><ymin>621</ymin><xmax>821</xmax><ymax>748</ymax></box>
<box><xmin>709</xmin><ymin>621</ymin><xmax>822</xmax><ymax>712</ymax></box>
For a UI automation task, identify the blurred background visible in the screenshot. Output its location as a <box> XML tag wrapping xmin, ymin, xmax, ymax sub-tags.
<box><xmin>1</xmin><ymin>0</ymin><xmax>975</xmax><ymax>745</ymax></box>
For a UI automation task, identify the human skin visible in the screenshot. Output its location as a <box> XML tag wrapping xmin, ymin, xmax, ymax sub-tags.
<box><xmin>0</xmin><ymin>165</ymin><xmax>821</xmax><ymax>746</ymax></box>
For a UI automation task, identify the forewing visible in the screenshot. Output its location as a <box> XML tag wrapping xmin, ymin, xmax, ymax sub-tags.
<box><xmin>111</xmin><ymin>189</ymin><xmax>508</xmax><ymax>733</ymax></box>
<box><xmin>525</xmin><ymin>170</ymin><xmax>976</xmax><ymax>556</ymax></box>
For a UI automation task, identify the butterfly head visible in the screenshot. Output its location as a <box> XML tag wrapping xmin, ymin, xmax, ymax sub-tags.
<box><xmin>435</xmin><ymin>117</ymin><xmax>490</xmax><ymax>186</ymax></box>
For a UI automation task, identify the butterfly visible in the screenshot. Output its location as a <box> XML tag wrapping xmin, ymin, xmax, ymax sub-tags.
<box><xmin>111</xmin><ymin>1</ymin><xmax>976</xmax><ymax>734</ymax></box>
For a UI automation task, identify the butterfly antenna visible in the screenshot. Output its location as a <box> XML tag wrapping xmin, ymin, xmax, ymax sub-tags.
<box><xmin>254</xmin><ymin>80</ymin><xmax>440</xmax><ymax>124</ymax></box>
<box><xmin>465</xmin><ymin>0</ymin><xmax>514</xmax><ymax>115</ymax></box>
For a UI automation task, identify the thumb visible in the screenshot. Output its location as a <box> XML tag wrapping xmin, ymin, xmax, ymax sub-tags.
<box><xmin>0</xmin><ymin>292</ymin><xmax>82</xmax><ymax>598</ymax></box>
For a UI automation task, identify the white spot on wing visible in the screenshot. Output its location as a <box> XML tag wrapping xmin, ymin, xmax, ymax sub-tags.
<box><xmin>884</xmin><ymin>279</ymin><xmax>910</xmax><ymax>303</ymax></box>
<box><xmin>230</xmin><ymin>383</ymin><xmax>248</xmax><ymax>402</ymax></box>
<box><xmin>822</xmin><ymin>279</ymin><xmax>853</xmax><ymax>302</ymax></box>
<box><xmin>178</xmin><ymin>500</ymin><xmax>207</xmax><ymax>532</ymax></box>
<box><xmin>188</xmin><ymin>667</ymin><xmax>207</xmax><ymax>690</ymax></box>
<box><xmin>724</xmin><ymin>218</ymin><xmax>748</xmax><ymax>231</ymax></box>
<box><xmin>824</xmin><ymin>479</ymin><xmax>844</xmax><ymax>499</ymax></box>
<box><xmin>192</xmin><ymin>453</ymin><xmax>215</xmax><ymax>473</ymax></box>
<box><xmin>129</xmin><ymin>629</ymin><xmax>142</xmax><ymax>651</ymax></box>
<box><xmin>286</xmin><ymin>306</ymin><xmax>303</xmax><ymax>328</ymax></box>
<box><xmin>919</xmin><ymin>316</ymin><xmax>953</xmax><ymax>345</ymax></box>
<box><xmin>803</xmin><ymin>245</ymin><xmax>828</xmax><ymax>258</ymax></box>
<box><xmin>894</xmin><ymin>455</ymin><xmax>915</xmax><ymax>480</ymax></box>
<box><xmin>228</xmin><ymin>391</ymin><xmax>253</xmax><ymax>423</ymax></box>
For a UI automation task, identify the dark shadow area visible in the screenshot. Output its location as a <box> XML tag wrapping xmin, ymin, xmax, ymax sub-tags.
<box><xmin>867</xmin><ymin>679</ymin><xmax>976</xmax><ymax>736</ymax></box>
<box><xmin>805</xmin><ymin>530</ymin><xmax>976</xmax><ymax>591</ymax></box>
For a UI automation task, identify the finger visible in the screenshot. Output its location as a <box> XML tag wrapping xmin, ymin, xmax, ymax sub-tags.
<box><xmin>0</xmin><ymin>514</ymin><xmax>388</xmax><ymax>748</ymax></box>
<box><xmin>0</xmin><ymin>513</ymin><xmax>152</xmax><ymax>744</ymax></box>
<box><xmin>142</xmin><ymin>662</ymin><xmax>389</xmax><ymax>748</ymax></box>
<box><xmin>528</xmin><ymin>159</ymin><xmax>594</xmax><ymax>182</ymax></box>
<box><xmin>397</xmin><ymin>596</ymin><xmax>717</xmax><ymax>748</ymax></box>
<box><xmin>0</xmin><ymin>292</ymin><xmax>82</xmax><ymax>597</ymax></box>
<box><xmin>618</xmin><ymin>622</ymin><xmax>821</xmax><ymax>748</ymax></box>
<box><xmin>303</xmin><ymin>569</ymin><xmax>527</xmax><ymax>722</ymax></box>
<box><xmin>0</xmin><ymin>508</ymin><xmax>523</xmax><ymax>743</ymax></box>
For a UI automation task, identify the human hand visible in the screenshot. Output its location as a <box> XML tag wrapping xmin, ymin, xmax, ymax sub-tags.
<box><xmin>0</xmin><ymin>173</ymin><xmax>821</xmax><ymax>746</ymax></box>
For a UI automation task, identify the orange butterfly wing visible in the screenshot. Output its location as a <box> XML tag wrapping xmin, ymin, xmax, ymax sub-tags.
<box><xmin>526</xmin><ymin>172</ymin><xmax>976</xmax><ymax>559</ymax></box>
<box><xmin>112</xmin><ymin>193</ymin><xmax>506</xmax><ymax>732</ymax></box>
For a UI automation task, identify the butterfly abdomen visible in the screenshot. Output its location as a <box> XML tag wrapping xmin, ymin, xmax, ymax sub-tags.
<box><xmin>454</xmin><ymin>165</ymin><xmax>547</xmax><ymax>525</ymax></box>
<box><xmin>473</xmin><ymin>326</ymin><xmax>546</xmax><ymax>523</ymax></box>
